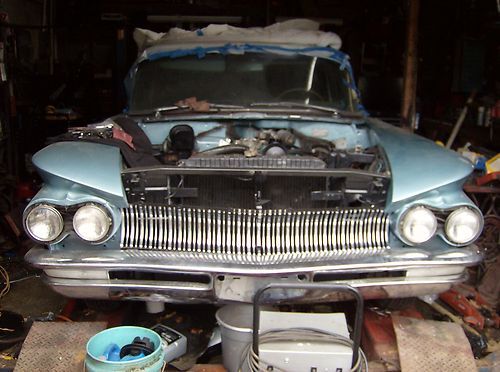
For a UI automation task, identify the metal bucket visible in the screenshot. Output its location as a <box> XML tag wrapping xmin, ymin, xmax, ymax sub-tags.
<box><xmin>85</xmin><ymin>326</ymin><xmax>164</xmax><ymax>372</ymax></box>
<box><xmin>216</xmin><ymin>304</ymin><xmax>254</xmax><ymax>372</ymax></box>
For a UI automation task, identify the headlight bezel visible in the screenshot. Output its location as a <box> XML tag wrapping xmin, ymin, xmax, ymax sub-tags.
<box><xmin>72</xmin><ymin>203</ymin><xmax>113</xmax><ymax>244</ymax></box>
<box><xmin>24</xmin><ymin>204</ymin><xmax>65</xmax><ymax>243</ymax></box>
<box><xmin>398</xmin><ymin>205</ymin><xmax>438</xmax><ymax>246</ymax></box>
<box><xmin>23</xmin><ymin>202</ymin><xmax>115</xmax><ymax>245</ymax></box>
<box><xmin>443</xmin><ymin>206</ymin><xmax>483</xmax><ymax>246</ymax></box>
<box><xmin>396</xmin><ymin>204</ymin><xmax>483</xmax><ymax>247</ymax></box>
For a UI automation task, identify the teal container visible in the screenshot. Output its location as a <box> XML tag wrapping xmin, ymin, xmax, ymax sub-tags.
<box><xmin>85</xmin><ymin>326</ymin><xmax>165</xmax><ymax>372</ymax></box>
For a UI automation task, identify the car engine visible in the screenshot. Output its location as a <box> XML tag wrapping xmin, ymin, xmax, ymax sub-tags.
<box><xmin>123</xmin><ymin>124</ymin><xmax>390</xmax><ymax>210</ymax></box>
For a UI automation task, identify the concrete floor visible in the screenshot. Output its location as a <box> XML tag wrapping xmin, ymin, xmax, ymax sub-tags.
<box><xmin>1</xmin><ymin>276</ymin><xmax>66</xmax><ymax>319</ymax></box>
<box><xmin>0</xmin><ymin>276</ymin><xmax>67</xmax><ymax>370</ymax></box>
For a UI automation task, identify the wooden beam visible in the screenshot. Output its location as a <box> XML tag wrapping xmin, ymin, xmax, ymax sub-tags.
<box><xmin>401</xmin><ymin>0</ymin><xmax>420</xmax><ymax>131</ymax></box>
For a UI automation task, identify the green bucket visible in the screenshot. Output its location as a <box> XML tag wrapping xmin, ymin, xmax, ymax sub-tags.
<box><xmin>85</xmin><ymin>326</ymin><xmax>165</xmax><ymax>372</ymax></box>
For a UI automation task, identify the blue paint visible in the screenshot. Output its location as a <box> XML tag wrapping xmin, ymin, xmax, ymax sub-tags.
<box><xmin>33</xmin><ymin>142</ymin><xmax>126</xmax><ymax>203</ymax></box>
<box><xmin>369</xmin><ymin>118</ymin><xmax>473</xmax><ymax>203</ymax></box>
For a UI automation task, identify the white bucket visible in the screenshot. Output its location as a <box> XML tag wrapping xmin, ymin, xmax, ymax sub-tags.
<box><xmin>215</xmin><ymin>304</ymin><xmax>254</xmax><ymax>372</ymax></box>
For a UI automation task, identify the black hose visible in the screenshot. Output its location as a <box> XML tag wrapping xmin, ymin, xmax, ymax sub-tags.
<box><xmin>0</xmin><ymin>334</ymin><xmax>27</xmax><ymax>344</ymax></box>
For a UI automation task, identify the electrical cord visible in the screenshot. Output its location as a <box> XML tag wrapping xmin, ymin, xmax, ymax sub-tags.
<box><xmin>8</xmin><ymin>274</ymin><xmax>40</xmax><ymax>284</ymax></box>
<box><xmin>243</xmin><ymin>331</ymin><xmax>364</xmax><ymax>372</ymax></box>
<box><xmin>238</xmin><ymin>327</ymin><xmax>368</xmax><ymax>372</ymax></box>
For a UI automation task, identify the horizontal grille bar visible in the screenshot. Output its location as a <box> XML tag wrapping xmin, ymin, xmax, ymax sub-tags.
<box><xmin>120</xmin><ymin>205</ymin><xmax>389</xmax><ymax>263</ymax></box>
<box><xmin>179</xmin><ymin>156</ymin><xmax>326</xmax><ymax>169</ymax></box>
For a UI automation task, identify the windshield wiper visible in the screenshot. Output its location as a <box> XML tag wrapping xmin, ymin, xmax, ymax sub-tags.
<box><xmin>128</xmin><ymin>105</ymin><xmax>186</xmax><ymax>117</ymax></box>
<box><xmin>129</xmin><ymin>101</ymin><xmax>362</xmax><ymax>119</ymax></box>
<box><xmin>129</xmin><ymin>103</ymin><xmax>249</xmax><ymax>117</ymax></box>
<box><xmin>249</xmin><ymin>102</ymin><xmax>362</xmax><ymax>117</ymax></box>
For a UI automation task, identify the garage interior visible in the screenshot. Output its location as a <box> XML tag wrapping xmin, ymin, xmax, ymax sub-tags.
<box><xmin>0</xmin><ymin>0</ymin><xmax>499</xmax><ymax>371</ymax></box>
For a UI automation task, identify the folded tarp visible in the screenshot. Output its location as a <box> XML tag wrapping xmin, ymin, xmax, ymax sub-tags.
<box><xmin>133</xmin><ymin>19</ymin><xmax>342</xmax><ymax>53</ymax></box>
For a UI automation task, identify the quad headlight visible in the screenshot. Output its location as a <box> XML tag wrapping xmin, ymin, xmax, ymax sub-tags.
<box><xmin>399</xmin><ymin>206</ymin><xmax>437</xmax><ymax>245</ymax></box>
<box><xmin>25</xmin><ymin>205</ymin><xmax>64</xmax><ymax>243</ymax></box>
<box><xmin>73</xmin><ymin>204</ymin><xmax>111</xmax><ymax>242</ymax></box>
<box><xmin>445</xmin><ymin>207</ymin><xmax>482</xmax><ymax>245</ymax></box>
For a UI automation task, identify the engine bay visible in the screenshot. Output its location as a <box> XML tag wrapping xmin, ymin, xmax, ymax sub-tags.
<box><xmin>122</xmin><ymin>121</ymin><xmax>390</xmax><ymax>209</ymax></box>
<box><xmin>159</xmin><ymin>123</ymin><xmax>386</xmax><ymax>172</ymax></box>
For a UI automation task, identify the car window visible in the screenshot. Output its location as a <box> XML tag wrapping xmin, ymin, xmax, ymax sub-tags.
<box><xmin>130</xmin><ymin>53</ymin><xmax>352</xmax><ymax>111</ymax></box>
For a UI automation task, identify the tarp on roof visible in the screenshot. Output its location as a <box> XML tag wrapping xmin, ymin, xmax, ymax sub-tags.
<box><xmin>133</xmin><ymin>19</ymin><xmax>342</xmax><ymax>53</ymax></box>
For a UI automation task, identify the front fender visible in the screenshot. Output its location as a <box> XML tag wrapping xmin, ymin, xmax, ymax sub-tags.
<box><xmin>368</xmin><ymin>118</ymin><xmax>473</xmax><ymax>204</ymax></box>
<box><xmin>32</xmin><ymin>141</ymin><xmax>127</xmax><ymax>207</ymax></box>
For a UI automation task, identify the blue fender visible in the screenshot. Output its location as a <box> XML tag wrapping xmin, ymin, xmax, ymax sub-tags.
<box><xmin>368</xmin><ymin>118</ymin><xmax>473</xmax><ymax>204</ymax></box>
<box><xmin>31</xmin><ymin>141</ymin><xmax>127</xmax><ymax>208</ymax></box>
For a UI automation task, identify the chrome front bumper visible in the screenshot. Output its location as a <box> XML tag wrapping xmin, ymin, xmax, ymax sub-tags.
<box><xmin>25</xmin><ymin>246</ymin><xmax>482</xmax><ymax>304</ymax></box>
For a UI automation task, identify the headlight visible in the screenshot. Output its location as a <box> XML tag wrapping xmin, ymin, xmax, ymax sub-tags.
<box><xmin>73</xmin><ymin>204</ymin><xmax>111</xmax><ymax>242</ymax></box>
<box><xmin>399</xmin><ymin>206</ymin><xmax>437</xmax><ymax>245</ymax></box>
<box><xmin>25</xmin><ymin>205</ymin><xmax>64</xmax><ymax>242</ymax></box>
<box><xmin>445</xmin><ymin>207</ymin><xmax>482</xmax><ymax>245</ymax></box>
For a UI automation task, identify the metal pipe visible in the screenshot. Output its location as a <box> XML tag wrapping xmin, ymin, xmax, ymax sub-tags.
<box><xmin>197</xmin><ymin>144</ymin><xmax>248</xmax><ymax>155</ymax></box>
<box><xmin>122</xmin><ymin>165</ymin><xmax>390</xmax><ymax>179</ymax></box>
<box><xmin>445</xmin><ymin>91</ymin><xmax>476</xmax><ymax>149</ymax></box>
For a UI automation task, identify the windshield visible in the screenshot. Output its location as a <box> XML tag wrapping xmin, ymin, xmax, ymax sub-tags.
<box><xmin>129</xmin><ymin>53</ymin><xmax>354</xmax><ymax>112</ymax></box>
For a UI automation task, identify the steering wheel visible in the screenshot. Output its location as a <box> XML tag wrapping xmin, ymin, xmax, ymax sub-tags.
<box><xmin>277</xmin><ymin>88</ymin><xmax>325</xmax><ymax>101</ymax></box>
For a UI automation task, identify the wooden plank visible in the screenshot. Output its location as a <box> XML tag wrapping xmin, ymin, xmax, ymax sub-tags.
<box><xmin>401</xmin><ymin>0</ymin><xmax>420</xmax><ymax>131</ymax></box>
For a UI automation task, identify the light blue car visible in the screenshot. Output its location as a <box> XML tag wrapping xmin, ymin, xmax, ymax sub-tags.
<box><xmin>23</xmin><ymin>23</ymin><xmax>482</xmax><ymax>304</ymax></box>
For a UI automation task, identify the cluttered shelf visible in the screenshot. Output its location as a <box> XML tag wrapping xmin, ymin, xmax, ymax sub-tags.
<box><xmin>419</xmin><ymin>118</ymin><xmax>498</xmax><ymax>152</ymax></box>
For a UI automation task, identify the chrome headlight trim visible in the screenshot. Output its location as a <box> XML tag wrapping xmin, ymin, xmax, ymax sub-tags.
<box><xmin>444</xmin><ymin>207</ymin><xmax>483</xmax><ymax>246</ymax></box>
<box><xmin>72</xmin><ymin>204</ymin><xmax>113</xmax><ymax>244</ymax></box>
<box><xmin>398</xmin><ymin>205</ymin><xmax>438</xmax><ymax>246</ymax></box>
<box><xmin>24</xmin><ymin>204</ymin><xmax>64</xmax><ymax>243</ymax></box>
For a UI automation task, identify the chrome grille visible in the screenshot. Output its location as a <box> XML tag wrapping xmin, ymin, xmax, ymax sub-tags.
<box><xmin>120</xmin><ymin>205</ymin><xmax>389</xmax><ymax>263</ymax></box>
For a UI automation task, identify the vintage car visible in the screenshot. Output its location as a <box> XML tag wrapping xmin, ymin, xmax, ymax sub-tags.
<box><xmin>23</xmin><ymin>20</ymin><xmax>482</xmax><ymax>304</ymax></box>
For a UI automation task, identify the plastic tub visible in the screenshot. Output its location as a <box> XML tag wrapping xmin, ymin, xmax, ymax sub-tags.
<box><xmin>216</xmin><ymin>304</ymin><xmax>254</xmax><ymax>372</ymax></box>
<box><xmin>85</xmin><ymin>326</ymin><xmax>164</xmax><ymax>372</ymax></box>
